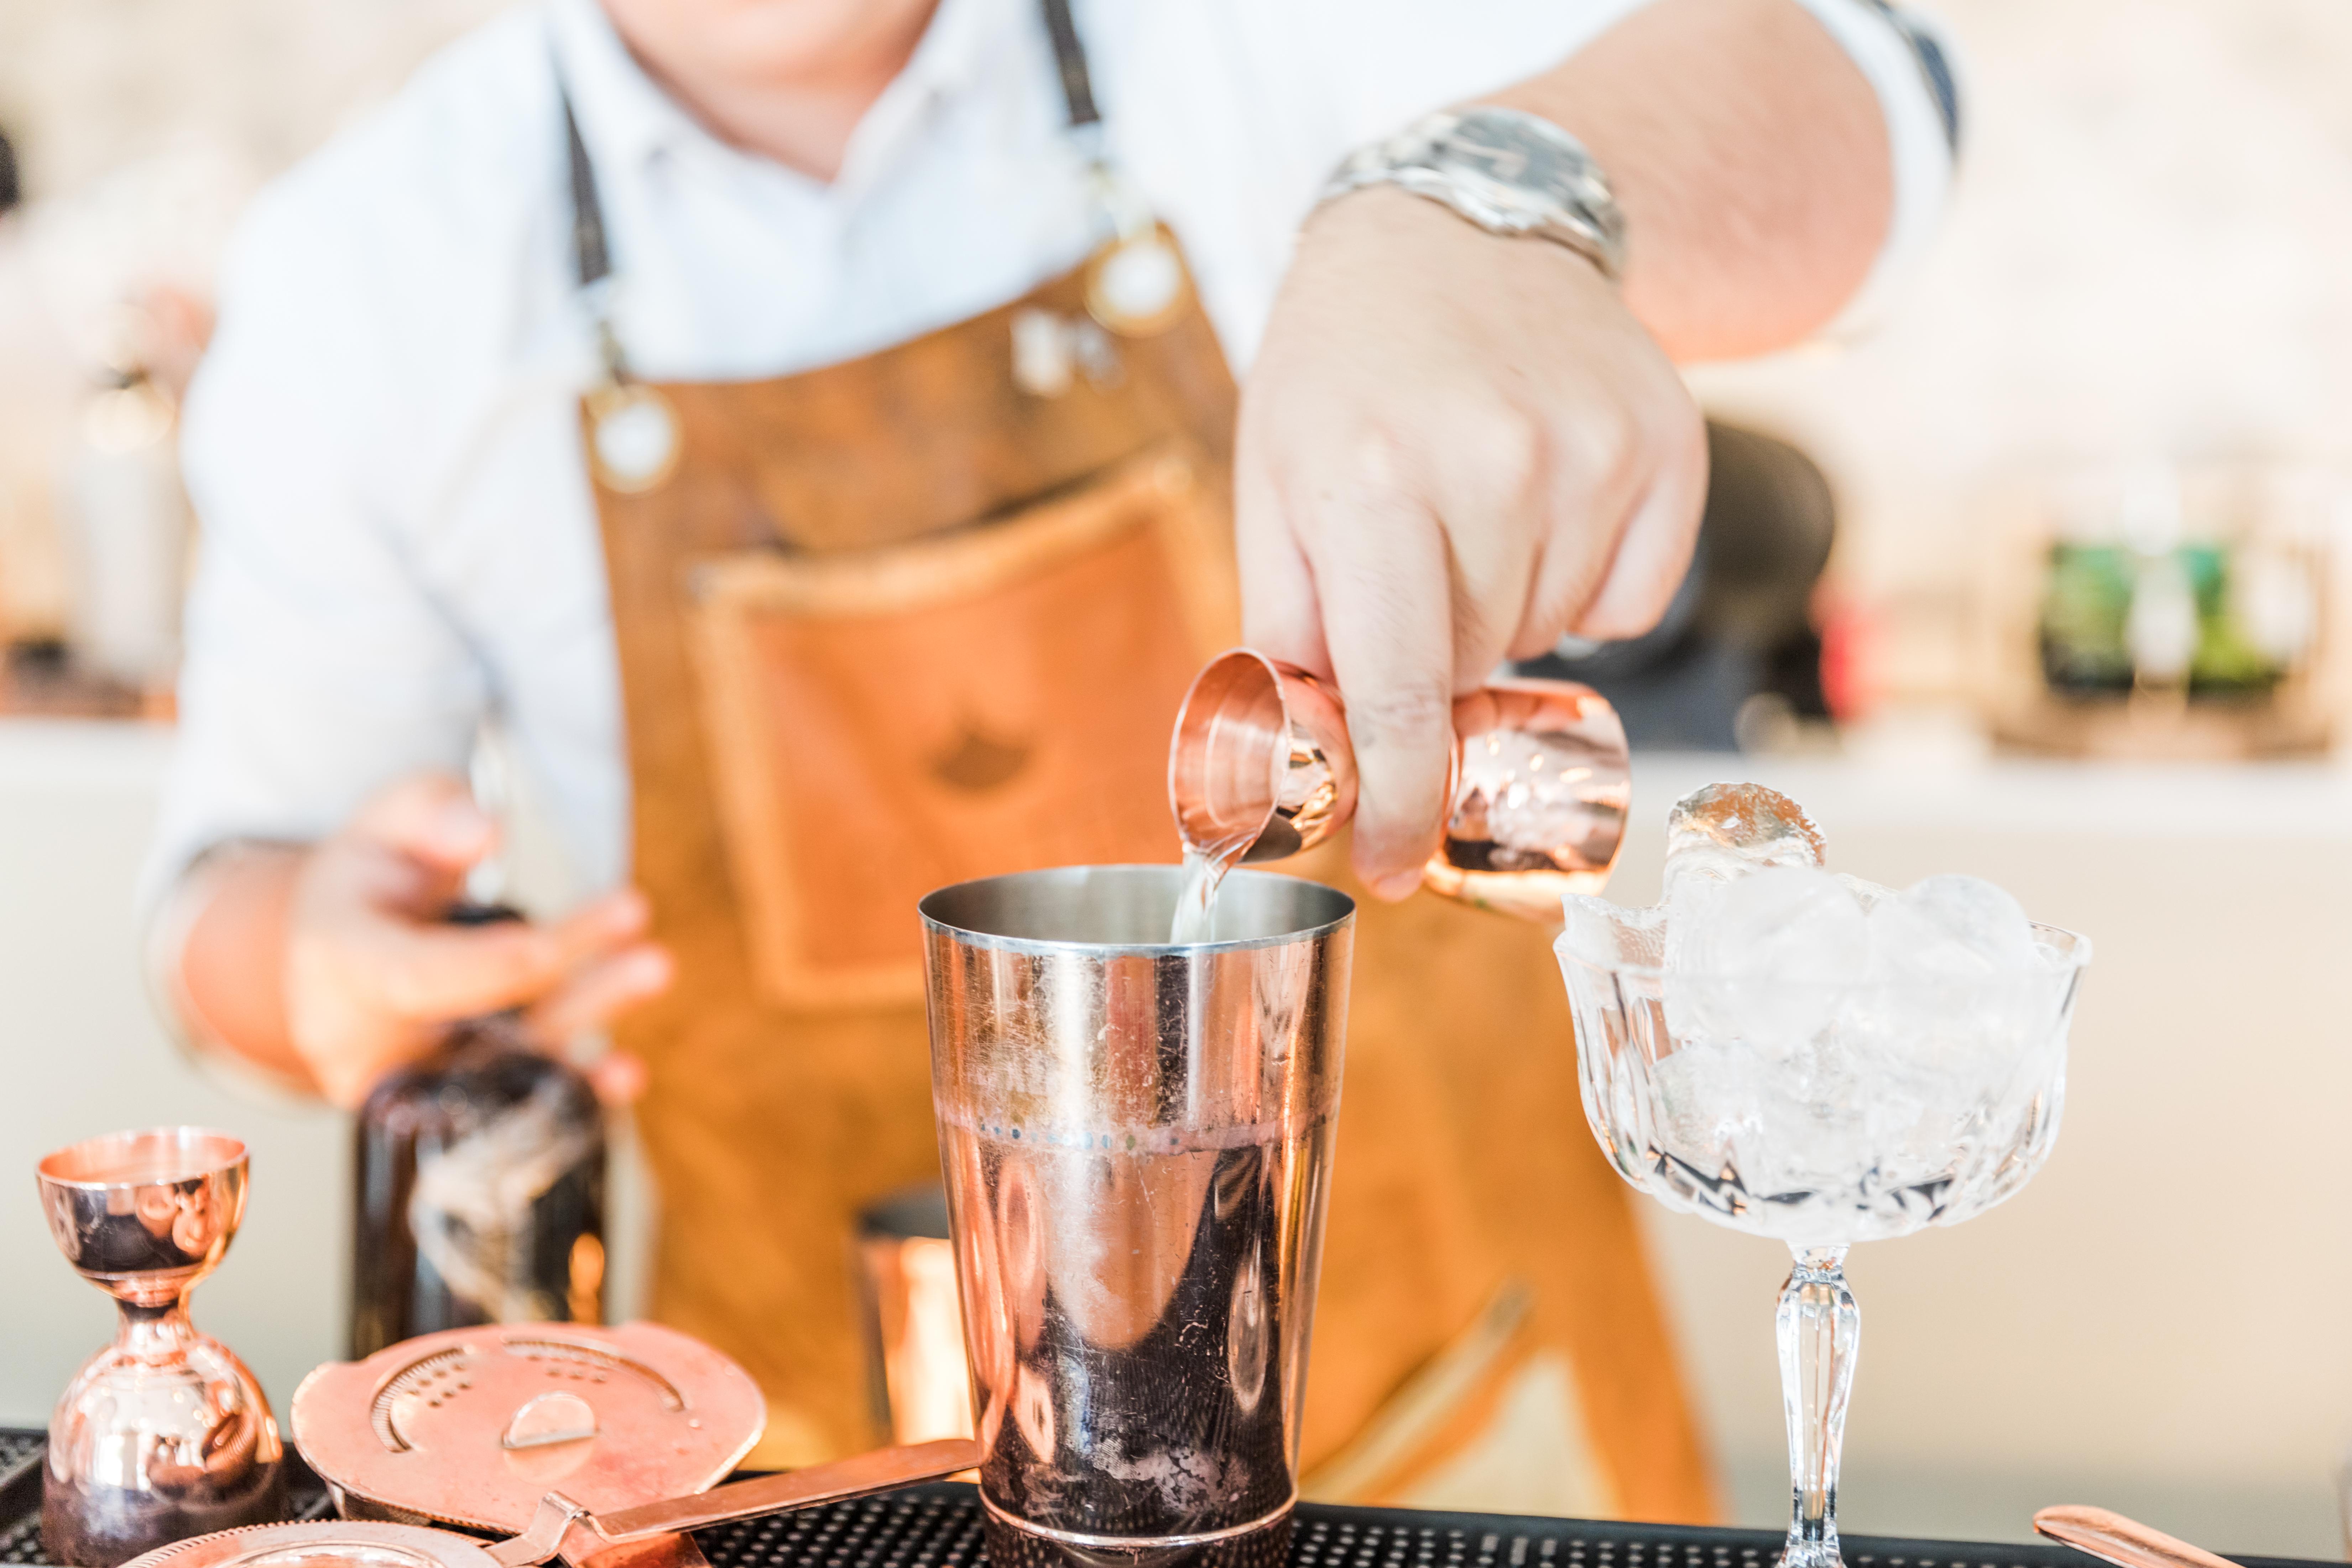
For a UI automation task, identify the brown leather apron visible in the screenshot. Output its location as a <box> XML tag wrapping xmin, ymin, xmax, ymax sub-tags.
<box><xmin>566</xmin><ymin>4</ymin><xmax>1712</xmax><ymax>1522</ymax></box>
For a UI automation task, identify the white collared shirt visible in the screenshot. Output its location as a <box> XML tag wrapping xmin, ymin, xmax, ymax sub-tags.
<box><xmin>152</xmin><ymin>0</ymin><xmax>1955</xmax><ymax>904</ymax></box>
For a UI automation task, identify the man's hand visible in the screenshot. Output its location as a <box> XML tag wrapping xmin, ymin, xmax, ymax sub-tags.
<box><xmin>177</xmin><ymin>772</ymin><xmax>672</xmax><ymax>1108</ymax></box>
<box><xmin>1236</xmin><ymin>0</ymin><xmax>1895</xmax><ymax>898</ymax></box>
<box><xmin>1237</xmin><ymin>186</ymin><xmax>1706</xmax><ymax>897</ymax></box>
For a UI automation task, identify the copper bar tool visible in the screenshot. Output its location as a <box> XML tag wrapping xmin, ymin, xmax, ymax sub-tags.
<box><xmin>38</xmin><ymin>1128</ymin><xmax>286</xmax><ymax>1567</ymax></box>
<box><xmin>2034</xmin><ymin>1506</ymin><xmax>2243</xmax><ymax>1568</ymax></box>
<box><xmin>120</xmin><ymin>1439</ymin><xmax>982</xmax><ymax>1568</ymax></box>
<box><xmin>852</xmin><ymin>1188</ymin><xmax>974</xmax><ymax>1447</ymax></box>
<box><xmin>1169</xmin><ymin>647</ymin><xmax>1630</xmax><ymax>921</ymax></box>
<box><xmin>290</xmin><ymin>1322</ymin><xmax>765</xmax><ymax>1531</ymax></box>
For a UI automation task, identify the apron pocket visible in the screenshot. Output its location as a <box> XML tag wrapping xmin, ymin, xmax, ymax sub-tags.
<box><xmin>682</xmin><ymin>441</ymin><xmax>1237</xmax><ymax>1010</ymax></box>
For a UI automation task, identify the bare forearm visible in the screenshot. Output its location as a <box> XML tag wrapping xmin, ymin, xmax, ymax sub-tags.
<box><xmin>165</xmin><ymin>844</ymin><xmax>314</xmax><ymax>1090</ymax></box>
<box><xmin>1491</xmin><ymin>0</ymin><xmax>1894</xmax><ymax>361</ymax></box>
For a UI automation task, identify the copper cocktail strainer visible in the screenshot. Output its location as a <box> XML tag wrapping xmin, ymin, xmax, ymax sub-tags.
<box><xmin>290</xmin><ymin>1323</ymin><xmax>762</xmax><ymax>1535</ymax></box>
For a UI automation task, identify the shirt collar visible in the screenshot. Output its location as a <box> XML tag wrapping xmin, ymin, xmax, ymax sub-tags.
<box><xmin>545</xmin><ymin>0</ymin><xmax>709</xmax><ymax>177</ymax></box>
<box><xmin>546</xmin><ymin>0</ymin><xmax>1043</xmax><ymax>194</ymax></box>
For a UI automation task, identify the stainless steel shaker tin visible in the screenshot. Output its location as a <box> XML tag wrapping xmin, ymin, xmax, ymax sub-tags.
<box><xmin>920</xmin><ymin>866</ymin><xmax>1353</xmax><ymax>1566</ymax></box>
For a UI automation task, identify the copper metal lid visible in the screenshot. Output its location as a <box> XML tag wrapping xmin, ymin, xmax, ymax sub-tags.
<box><xmin>121</xmin><ymin>1520</ymin><xmax>505</xmax><ymax>1568</ymax></box>
<box><xmin>292</xmin><ymin>1323</ymin><xmax>764</xmax><ymax>1532</ymax></box>
<box><xmin>124</xmin><ymin>1442</ymin><xmax>984</xmax><ymax>1568</ymax></box>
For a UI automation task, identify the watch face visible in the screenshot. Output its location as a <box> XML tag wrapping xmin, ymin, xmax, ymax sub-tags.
<box><xmin>1443</xmin><ymin>116</ymin><xmax>1541</xmax><ymax>186</ymax></box>
<box><xmin>1429</xmin><ymin>110</ymin><xmax>1624</xmax><ymax>271</ymax></box>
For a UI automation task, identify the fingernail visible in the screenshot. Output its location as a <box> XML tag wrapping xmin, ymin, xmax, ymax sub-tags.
<box><xmin>591</xmin><ymin>1052</ymin><xmax>651</xmax><ymax>1108</ymax></box>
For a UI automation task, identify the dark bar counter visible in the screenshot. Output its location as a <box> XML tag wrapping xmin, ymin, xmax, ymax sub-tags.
<box><xmin>0</xmin><ymin>1437</ymin><xmax>2323</xmax><ymax>1568</ymax></box>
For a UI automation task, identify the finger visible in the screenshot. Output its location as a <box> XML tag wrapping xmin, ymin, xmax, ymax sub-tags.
<box><xmin>1427</xmin><ymin>410</ymin><xmax>1548</xmax><ymax>691</ymax></box>
<box><xmin>1298</xmin><ymin>481</ymin><xmax>1457</xmax><ymax>898</ymax></box>
<box><xmin>523</xmin><ymin>942</ymin><xmax>675</xmax><ymax>1044</ymax></box>
<box><xmin>543</xmin><ymin>887</ymin><xmax>653</xmax><ymax>969</ymax></box>
<box><xmin>1236</xmin><ymin>432</ymin><xmax>1330</xmax><ymax>678</ymax></box>
<box><xmin>1507</xmin><ymin>460</ymin><xmax>1648</xmax><ymax>661</ymax></box>
<box><xmin>1573</xmin><ymin>412</ymin><xmax>1708</xmax><ymax>641</ymax></box>
<box><xmin>367</xmin><ymin>917</ymin><xmax>568</xmax><ymax>1023</ymax></box>
<box><xmin>363</xmin><ymin>887</ymin><xmax>650</xmax><ymax>1032</ymax></box>
<box><xmin>586</xmin><ymin>1052</ymin><xmax>650</xmax><ymax>1108</ymax></box>
<box><xmin>346</xmin><ymin>772</ymin><xmax>496</xmax><ymax>875</ymax></box>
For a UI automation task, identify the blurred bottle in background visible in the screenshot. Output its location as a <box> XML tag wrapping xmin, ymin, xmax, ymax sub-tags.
<box><xmin>1996</xmin><ymin>459</ymin><xmax>2332</xmax><ymax>758</ymax></box>
<box><xmin>1</xmin><ymin>136</ymin><xmax>240</xmax><ymax>714</ymax></box>
<box><xmin>1517</xmin><ymin>421</ymin><xmax>1836</xmax><ymax>752</ymax></box>
<box><xmin>58</xmin><ymin>304</ymin><xmax>189</xmax><ymax>697</ymax></box>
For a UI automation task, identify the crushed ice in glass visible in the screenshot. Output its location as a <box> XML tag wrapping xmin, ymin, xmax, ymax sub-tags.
<box><xmin>1557</xmin><ymin>782</ymin><xmax>2085</xmax><ymax>1245</ymax></box>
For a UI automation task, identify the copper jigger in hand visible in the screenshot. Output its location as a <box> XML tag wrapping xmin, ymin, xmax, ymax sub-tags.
<box><xmin>1169</xmin><ymin>648</ymin><xmax>1631</xmax><ymax>920</ymax></box>
<box><xmin>37</xmin><ymin>1127</ymin><xmax>286</xmax><ymax>1568</ymax></box>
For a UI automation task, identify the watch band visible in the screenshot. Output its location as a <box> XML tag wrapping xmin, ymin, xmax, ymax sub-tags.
<box><xmin>1318</xmin><ymin>107</ymin><xmax>1628</xmax><ymax>281</ymax></box>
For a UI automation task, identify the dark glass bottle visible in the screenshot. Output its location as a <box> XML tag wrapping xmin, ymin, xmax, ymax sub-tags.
<box><xmin>349</xmin><ymin>911</ymin><xmax>607</xmax><ymax>1357</ymax></box>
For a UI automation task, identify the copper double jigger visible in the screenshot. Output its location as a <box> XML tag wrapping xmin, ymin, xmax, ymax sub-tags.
<box><xmin>37</xmin><ymin>1128</ymin><xmax>286</xmax><ymax>1568</ymax></box>
<box><xmin>1169</xmin><ymin>648</ymin><xmax>1631</xmax><ymax>920</ymax></box>
<box><xmin>119</xmin><ymin>1439</ymin><xmax>981</xmax><ymax>1568</ymax></box>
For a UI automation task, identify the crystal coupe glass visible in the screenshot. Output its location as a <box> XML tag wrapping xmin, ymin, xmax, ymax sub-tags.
<box><xmin>1558</xmin><ymin>912</ymin><xmax>2090</xmax><ymax>1568</ymax></box>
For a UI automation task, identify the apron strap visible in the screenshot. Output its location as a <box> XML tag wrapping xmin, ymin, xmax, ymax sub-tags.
<box><xmin>556</xmin><ymin>0</ymin><xmax>1113</xmax><ymax>370</ymax></box>
<box><xmin>554</xmin><ymin>62</ymin><xmax>631</xmax><ymax>384</ymax></box>
<box><xmin>1038</xmin><ymin>0</ymin><xmax>1101</xmax><ymax>132</ymax></box>
<box><xmin>562</xmin><ymin>87</ymin><xmax>613</xmax><ymax>293</ymax></box>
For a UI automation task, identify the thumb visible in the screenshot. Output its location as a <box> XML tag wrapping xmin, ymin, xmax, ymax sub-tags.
<box><xmin>345</xmin><ymin>772</ymin><xmax>496</xmax><ymax>876</ymax></box>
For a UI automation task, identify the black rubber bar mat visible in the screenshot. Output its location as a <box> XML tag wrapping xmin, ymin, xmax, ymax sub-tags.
<box><xmin>0</xmin><ymin>1436</ymin><xmax>2324</xmax><ymax>1568</ymax></box>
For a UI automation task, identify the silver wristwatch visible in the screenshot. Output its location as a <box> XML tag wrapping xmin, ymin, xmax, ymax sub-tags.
<box><xmin>1318</xmin><ymin>107</ymin><xmax>1627</xmax><ymax>281</ymax></box>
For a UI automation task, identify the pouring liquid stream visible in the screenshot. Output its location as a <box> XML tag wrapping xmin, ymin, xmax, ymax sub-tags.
<box><xmin>1170</xmin><ymin>835</ymin><xmax>1252</xmax><ymax>943</ymax></box>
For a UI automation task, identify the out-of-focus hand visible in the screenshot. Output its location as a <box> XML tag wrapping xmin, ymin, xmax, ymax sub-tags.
<box><xmin>283</xmin><ymin>772</ymin><xmax>672</xmax><ymax>1107</ymax></box>
<box><xmin>1237</xmin><ymin>186</ymin><xmax>1707</xmax><ymax>897</ymax></box>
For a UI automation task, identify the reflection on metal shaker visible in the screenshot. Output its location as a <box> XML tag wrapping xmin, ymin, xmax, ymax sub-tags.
<box><xmin>921</xmin><ymin>866</ymin><xmax>1354</xmax><ymax>1568</ymax></box>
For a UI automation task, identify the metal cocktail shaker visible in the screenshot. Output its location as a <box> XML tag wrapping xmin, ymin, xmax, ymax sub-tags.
<box><xmin>921</xmin><ymin>866</ymin><xmax>1354</xmax><ymax>1568</ymax></box>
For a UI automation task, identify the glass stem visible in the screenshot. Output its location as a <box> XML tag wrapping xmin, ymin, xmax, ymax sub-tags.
<box><xmin>1779</xmin><ymin>1245</ymin><xmax>1858</xmax><ymax>1568</ymax></box>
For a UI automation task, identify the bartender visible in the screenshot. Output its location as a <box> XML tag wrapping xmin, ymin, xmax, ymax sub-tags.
<box><xmin>144</xmin><ymin>0</ymin><xmax>1955</xmax><ymax>1520</ymax></box>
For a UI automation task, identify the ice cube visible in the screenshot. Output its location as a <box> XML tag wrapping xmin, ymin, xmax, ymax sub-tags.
<box><xmin>1559</xmin><ymin>894</ymin><xmax>1663</xmax><ymax>971</ymax></box>
<box><xmin>1836</xmin><ymin>872</ymin><xmax>1895</xmax><ymax>912</ymax></box>
<box><xmin>1840</xmin><ymin>875</ymin><xmax>2052</xmax><ymax>1118</ymax></box>
<box><xmin>1680</xmin><ymin>865</ymin><xmax>1869</xmax><ymax>983</ymax></box>
<box><xmin>1650</xmin><ymin>1039</ymin><xmax>1761</xmax><ymax>1167</ymax></box>
<box><xmin>1664</xmin><ymin>783</ymin><xmax>1826</xmax><ymax>871</ymax></box>
<box><xmin>1659</xmin><ymin>860</ymin><xmax>1732</xmax><ymax>972</ymax></box>
<box><xmin>1867</xmin><ymin>874</ymin><xmax>2038</xmax><ymax>980</ymax></box>
<box><xmin>1668</xmin><ymin>865</ymin><xmax>1868</xmax><ymax>1048</ymax></box>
